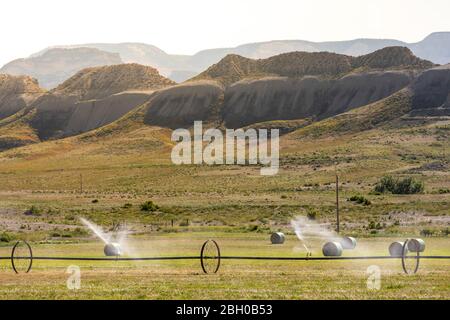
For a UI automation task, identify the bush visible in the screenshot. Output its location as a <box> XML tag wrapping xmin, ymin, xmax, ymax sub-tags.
<box><xmin>122</xmin><ymin>203</ymin><xmax>132</xmax><ymax>209</ymax></box>
<box><xmin>374</xmin><ymin>176</ymin><xmax>424</xmax><ymax>194</ymax></box>
<box><xmin>306</xmin><ymin>209</ymin><xmax>318</xmax><ymax>220</ymax></box>
<box><xmin>23</xmin><ymin>205</ymin><xmax>41</xmax><ymax>216</ymax></box>
<box><xmin>0</xmin><ymin>232</ymin><xmax>12</xmax><ymax>243</ymax></box>
<box><xmin>368</xmin><ymin>220</ymin><xmax>383</xmax><ymax>230</ymax></box>
<box><xmin>420</xmin><ymin>229</ymin><xmax>434</xmax><ymax>237</ymax></box>
<box><xmin>348</xmin><ymin>195</ymin><xmax>371</xmax><ymax>206</ymax></box>
<box><xmin>91</xmin><ymin>199</ymin><xmax>99</xmax><ymax>203</ymax></box>
<box><xmin>140</xmin><ymin>201</ymin><xmax>160</xmax><ymax>212</ymax></box>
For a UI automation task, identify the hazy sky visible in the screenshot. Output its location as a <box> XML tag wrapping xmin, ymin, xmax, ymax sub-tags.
<box><xmin>1</xmin><ymin>0</ymin><xmax>449</xmax><ymax>66</ymax></box>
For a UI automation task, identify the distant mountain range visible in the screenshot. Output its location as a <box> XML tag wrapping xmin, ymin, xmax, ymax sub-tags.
<box><xmin>0</xmin><ymin>48</ymin><xmax>122</xmax><ymax>89</ymax></box>
<box><xmin>1</xmin><ymin>32</ymin><xmax>449</xmax><ymax>88</ymax></box>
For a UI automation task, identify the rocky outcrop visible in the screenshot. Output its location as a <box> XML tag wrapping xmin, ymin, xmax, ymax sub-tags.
<box><xmin>0</xmin><ymin>74</ymin><xmax>45</xmax><ymax>119</ymax></box>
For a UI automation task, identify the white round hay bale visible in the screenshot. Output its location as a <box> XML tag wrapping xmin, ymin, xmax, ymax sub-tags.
<box><xmin>389</xmin><ymin>241</ymin><xmax>406</xmax><ymax>257</ymax></box>
<box><xmin>104</xmin><ymin>242</ymin><xmax>122</xmax><ymax>256</ymax></box>
<box><xmin>322</xmin><ymin>242</ymin><xmax>343</xmax><ymax>257</ymax></box>
<box><xmin>407</xmin><ymin>238</ymin><xmax>425</xmax><ymax>252</ymax></box>
<box><xmin>270</xmin><ymin>232</ymin><xmax>285</xmax><ymax>244</ymax></box>
<box><xmin>340</xmin><ymin>236</ymin><xmax>357</xmax><ymax>250</ymax></box>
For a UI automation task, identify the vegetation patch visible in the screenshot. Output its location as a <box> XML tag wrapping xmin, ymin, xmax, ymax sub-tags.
<box><xmin>374</xmin><ymin>176</ymin><xmax>424</xmax><ymax>194</ymax></box>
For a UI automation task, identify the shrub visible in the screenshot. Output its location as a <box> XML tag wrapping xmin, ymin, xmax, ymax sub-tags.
<box><xmin>122</xmin><ymin>203</ymin><xmax>133</xmax><ymax>209</ymax></box>
<box><xmin>91</xmin><ymin>199</ymin><xmax>99</xmax><ymax>203</ymax></box>
<box><xmin>420</xmin><ymin>229</ymin><xmax>434</xmax><ymax>237</ymax></box>
<box><xmin>374</xmin><ymin>176</ymin><xmax>424</xmax><ymax>194</ymax></box>
<box><xmin>0</xmin><ymin>232</ymin><xmax>12</xmax><ymax>242</ymax></box>
<box><xmin>140</xmin><ymin>201</ymin><xmax>160</xmax><ymax>212</ymax></box>
<box><xmin>23</xmin><ymin>206</ymin><xmax>41</xmax><ymax>216</ymax></box>
<box><xmin>368</xmin><ymin>220</ymin><xmax>383</xmax><ymax>230</ymax></box>
<box><xmin>306</xmin><ymin>209</ymin><xmax>318</xmax><ymax>220</ymax></box>
<box><xmin>348</xmin><ymin>195</ymin><xmax>371</xmax><ymax>206</ymax></box>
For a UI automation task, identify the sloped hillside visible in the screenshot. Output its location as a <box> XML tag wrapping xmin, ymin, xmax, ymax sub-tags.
<box><xmin>410</xmin><ymin>64</ymin><xmax>450</xmax><ymax>116</ymax></box>
<box><xmin>144</xmin><ymin>80</ymin><xmax>223</xmax><ymax>129</ymax></box>
<box><xmin>0</xmin><ymin>64</ymin><xmax>176</xmax><ymax>147</ymax></box>
<box><xmin>192</xmin><ymin>47</ymin><xmax>433</xmax><ymax>86</ymax></box>
<box><xmin>222</xmin><ymin>71</ymin><xmax>413</xmax><ymax>128</ymax></box>
<box><xmin>0</xmin><ymin>74</ymin><xmax>45</xmax><ymax>119</ymax></box>
<box><xmin>0</xmin><ymin>48</ymin><xmax>123</xmax><ymax>89</ymax></box>
<box><xmin>289</xmin><ymin>65</ymin><xmax>450</xmax><ymax>138</ymax></box>
<box><xmin>148</xmin><ymin>48</ymin><xmax>431</xmax><ymax>128</ymax></box>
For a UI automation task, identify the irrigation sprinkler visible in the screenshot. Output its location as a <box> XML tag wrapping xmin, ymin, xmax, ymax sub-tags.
<box><xmin>104</xmin><ymin>243</ymin><xmax>122</xmax><ymax>257</ymax></box>
<box><xmin>3</xmin><ymin>239</ymin><xmax>449</xmax><ymax>275</ymax></box>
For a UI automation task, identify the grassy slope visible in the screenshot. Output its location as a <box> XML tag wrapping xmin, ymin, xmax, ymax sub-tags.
<box><xmin>0</xmin><ymin>94</ymin><xmax>447</xmax><ymax>239</ymax></box>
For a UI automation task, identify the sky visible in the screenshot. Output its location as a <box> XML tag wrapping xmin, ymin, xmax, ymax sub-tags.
<box><xmin>1</xmin><ymin>0</ymin><xmax>450</xmax><ymax>66</ymax></box>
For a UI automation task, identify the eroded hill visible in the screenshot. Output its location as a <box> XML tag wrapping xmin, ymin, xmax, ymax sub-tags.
<box><xmin>147</xmin><ymin>48</ymin><xmax>433</xmax><ymax>128</ymax></box>
<box><xmin>0</xmin><ymin>64</ymin><xmax>175</xmax><ymax>148</ymax></box>
<box><xmin>192</xmin><ymin>47</ymin><xmax>433</xmax><ymax>86</ymax></box>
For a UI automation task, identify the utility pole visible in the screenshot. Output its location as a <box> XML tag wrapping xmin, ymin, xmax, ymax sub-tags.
<box><xmin>335</xmin><ymin>163</ymin><xmax>340</xmax><ymax>234</ymax></box>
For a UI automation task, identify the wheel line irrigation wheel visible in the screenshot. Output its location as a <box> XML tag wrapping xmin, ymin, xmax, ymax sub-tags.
<box><xmin>11</xmin><ymin>240</ymin><xmax>33</xmax><ymax>274</ymax></box>
<box><xmin>200</xmin><ymin>239</ymin><xmax>221</xmax><ymax>274</ymax></box>
<box><xmin>402</xmin><ymin>239</ymin><xmax>420</xmax><ymax>275</ymax></box>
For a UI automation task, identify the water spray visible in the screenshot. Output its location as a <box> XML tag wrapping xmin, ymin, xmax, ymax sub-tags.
<box><xmin>80</xmin><ymin>217</ymin><xmax>123</xmax><ymax>257</ymax></box>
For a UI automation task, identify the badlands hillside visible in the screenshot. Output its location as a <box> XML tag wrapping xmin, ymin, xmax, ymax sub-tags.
<box><xmin>147</xmin><ymin>47</ymin><xmax>437</xmax><ymax>128</ymax></box>
<box><xmin>0</xmin><ymin>64</ymin><xmax>175</xmax><ymax>149</ymax></box>
<box><xmin>0</xmin><ymin>47</ymin><xmax>448</xmax><ymax>153</ymax></box>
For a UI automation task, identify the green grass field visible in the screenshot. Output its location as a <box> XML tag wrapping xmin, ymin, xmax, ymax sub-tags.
<box><xmin>0</xmin><ymin>234</ymin><xmax>448</xmax><ymax>299</ymax></box>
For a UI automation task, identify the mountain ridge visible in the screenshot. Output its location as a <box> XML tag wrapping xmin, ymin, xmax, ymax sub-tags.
<box><xmin>1</xmin><ymin>32</ymin><xmax>449</xmax><ymax>86</ymax></box>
